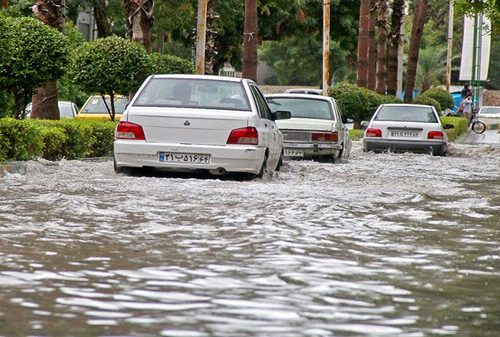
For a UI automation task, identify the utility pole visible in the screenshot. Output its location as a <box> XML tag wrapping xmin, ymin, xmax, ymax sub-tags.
<box><xmin>445</xmin><ymin>0</ymin><xmax>454</xmax><ymax>92</ymax></box>
<box><xmin>195</xmin><ymin>0</ymin><xmax>208</xmax><ymax>75</ymax></box>
<box><xmin>322</xmin><ymin>0</ymin><xmax>331</xmax><ymax>95</ymax></box>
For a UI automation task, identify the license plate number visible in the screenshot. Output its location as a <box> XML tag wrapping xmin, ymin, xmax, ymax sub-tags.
<box><xmin>284</xmin><ymin>149</ymin><xmax>304</xmax><ymax>157</ymax></box>
<box><xmin>391</xmin><ymin>131</ymin><xmax>419</xmax><ymax>137</ymax></box>
<box><xmin>159</xmin><ymin>152</ymin><xmax>210</xmax><ymax>164</ymax></box>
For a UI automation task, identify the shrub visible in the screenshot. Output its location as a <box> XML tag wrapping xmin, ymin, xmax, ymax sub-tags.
<box><xmin>421</xmin><ymin>87</ymin><xmax>454</xmax><ymax>111</ymax></box>
<box><xmin>413</xmin><ymin>95</ymin><xmax>442</xmax><ymax>113</ymax></box>
<box><xmin>150</xmin><ymin>53</ymin><xmax>195</xmax><ymax>75</ymax></box>
<box><xmin>0</xmin><ymin>118</ymin><xmax>44</xmax><ymax>161</ymax></box>
<box><xmin>441</xmin><ymin>116</ymin><xmax>468</xmax><ymax>141</ymax></box>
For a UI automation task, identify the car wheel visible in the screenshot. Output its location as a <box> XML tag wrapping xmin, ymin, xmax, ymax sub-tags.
<box><xmin>114</xmin><ymin>157</ymin><xmax>133</xmax><ymax>175</ymax></box>
<box><xmin>256</xmin><ymin>151</ymin><xmax>269</xmax><ymax>178</ymax></box>
<box><xmin>275</xmin><ymin>151</ymin><xmax>284</xmax><ymax>171</ymax></box>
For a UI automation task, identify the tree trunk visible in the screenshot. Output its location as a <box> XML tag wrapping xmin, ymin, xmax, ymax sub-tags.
<box><xmin>242</xmin><ymin>0</ymin><xmax>258</xmax><ymax>81</ymax></box>
<box><xmin>31</xmin><ymin>0</ymin><xmax>64</xmax><ymax>120</ymax></box>
<box><xmin>124</xmin><ymin>0</ymin><xmax>154</xmax><ymax>53</ymax></box>
<box><xmin>404</xmin><ymin>0</ymin><xmax>428</xmax><ymax>103</ymax></box>
<box><xmin>357</xmin><ymin>0</ymin><xmax>370</xmax><ymax>88</ymax></box>
<box><xmin>367</xmin><ymin>0</ymin><xmax>377</xmax><ymax>91</ymax></box>
<box><xmin>375</xmin><ymin>0</ymin><xmax>388</xmax><ymax>94</ymax></box>
<box><xmin>94</xmin><ymin>0</ymin><xmax>112</xmax><ymax>38</ymax></box>
<box><xmin>205</xmin><ymin>0</ymin><xmax>218</xmax><ymax>75</ymax></box>
<box><xmin>386</xmin><ymin>0</ymin><xmax>405</xmax><ymax>96</ymax></box>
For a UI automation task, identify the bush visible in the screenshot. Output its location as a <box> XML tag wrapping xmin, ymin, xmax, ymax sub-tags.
<box><xmin>150</xmin><ymin>53</ymin><xmax>195</xmax><ymax>75</ymax></box>
<box><xmin>413</xmin><ymin>95</ymin><xmax>442</xmax><ymax>113</ymax></box>
<box><xmin>421</xmin><ymin>87</ymin><xmax>454</xmax><ymax>111</ymax></box>
<box><xmin>441</xmin><ymin>116</ymin><xmax>468</xmax><ymax>141</ymax></box>
<box><xmin>0</xmin><ymin>118</ymin><xmax>44</xmax><ymax>161</ymax></box>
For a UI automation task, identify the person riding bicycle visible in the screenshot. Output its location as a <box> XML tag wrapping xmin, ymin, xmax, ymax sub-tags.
<box><xmin>459</xmin><ymin>95</ymin><xmax>473</xmax><ymax>125</ymax></box>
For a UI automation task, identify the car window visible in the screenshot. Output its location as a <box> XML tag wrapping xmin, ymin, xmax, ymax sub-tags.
<box><xmin>133</xmin><ymin>78</ymin><xmax>251</xmax><ymax>111</ymax></box>
<box><xmin>375</xmin><ymin>106</ymin><xmax>438</xmax><ymax>123</ymax></box>
<box><xmin>82</xmin><ymin>96</ymin><xmax>129</xmax><ymax>114</ymax></box>
<box><xmin>267</xmin><ymin>97</ymin><xmax>333</xmax><ymax>120</ymax></box>
<box><xmin>249</xmin><ymin>85</ymin><xmax>272</xmax><ymax>119</ymax></box>
<box><xmin>59</xmin><ymin>103</ymin><xmax>76</xmax><ymax>118</ymax></box>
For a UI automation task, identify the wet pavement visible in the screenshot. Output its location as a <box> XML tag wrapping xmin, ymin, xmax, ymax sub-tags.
<box><xmin>0</xmin><ymin>141</ymin><xmax>499</xmax><ymax>337</ymax></box>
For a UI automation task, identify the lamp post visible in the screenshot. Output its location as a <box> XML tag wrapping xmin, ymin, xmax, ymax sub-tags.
<box><xmin>195</xmin><ymin>0</ymin><xmax>208</xmax><ymax>75</ymax></box>
<box><xmin>322</xmin><ymin>0</ymin><xmax>331</xmax><ymax>96</ymax></box>
<box><xmin>445</xmin><ymin>0</ymin><xmax>454</xmax><ymax>92</ymax></box>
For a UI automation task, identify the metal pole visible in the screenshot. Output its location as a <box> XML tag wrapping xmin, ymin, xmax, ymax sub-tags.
<box><xmin>445</xmin><ymin>0</ymin><xmax>454</xmax><ymax>92</ymax></box>
<box><xmin>322</xmin><ymin>0</ymin><xmax>331</xmax><ymax>96</ymax></box>
<box><xmin>195</xmin><ymin>0</ymin><xmax>208</xmax><ymax>75</ymax></box>
<box><xmin>471</xmin><ymin>13</ymin><xmax>478</xmax><ymax>106</ymax></box>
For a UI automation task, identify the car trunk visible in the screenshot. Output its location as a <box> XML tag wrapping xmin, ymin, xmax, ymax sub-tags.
<box><xmin>126</xmin><ymin>107</ymin><xmax>251</xmax><ymax>145</ymax></box>
<box><xmin>276</xmin><ymin>118</ymin><xmax>334</xmax><ymax>142</ymax></box>
<box><xmin>371</xmin><ymin>121</ymin><xmax>435</xmax><ymax>141</ymax></box>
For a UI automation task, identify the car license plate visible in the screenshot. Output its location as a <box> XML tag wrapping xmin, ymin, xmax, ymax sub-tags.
<box><xmin>159</xmin><ymin>152</ymin><xmax>210</xmax><ymax>164</ymax></box>
<box><xmin>284</xmin><ymin>149</ymin><xmax>304</xmax><ymax>157</ymax></box>
<box><xmin>391</xmin><ymin>131</ymin><xmax>419</xmax><ymax>137</ymax></box>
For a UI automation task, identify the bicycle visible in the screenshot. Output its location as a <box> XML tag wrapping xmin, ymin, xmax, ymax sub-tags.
<box><xmin>469</xmin><ymin>108</ymin><xmax>486</xmax><ymax>134</ymax></box>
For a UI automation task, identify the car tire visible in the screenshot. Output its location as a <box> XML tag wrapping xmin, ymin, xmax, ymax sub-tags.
<box><xmin>275</xmin><ymin>151</ymin><xmax>284</xmax><ymax>171</ymax></box>
<box><xmin>114</xmin><ymin>157</ymin><xmax>133</xmax><ymax>175</ymax></box>
<box><xmin>256</xmin><ymin>151</ymin><xmax>269</xmax><ymax>179</ymax></box>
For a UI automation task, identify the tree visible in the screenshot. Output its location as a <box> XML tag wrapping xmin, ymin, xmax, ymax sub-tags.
<box><xmin>94</xmin><ymin>0</ymin><xmax>112</xmax><ymax>37</ymax></box>
<box><xmin>67</xmin><ymin>36</ymin><xmax>151</xmax><ymax>121</ymax></box>
<box><xmin>150</xmin><ymin>53</ymin><xmax>195</xmax><ymax>75</ymax></box>
<box><xmin>357</xmin><ymin>0</ymin><xmax>370</xmax><ymax>88</ymax></box>
<box><xmin>31</xmin><ymin>0</ymin><xmax>65</xmax><ymax>120</ymax></box>
<box><xmin>367</xmin><ymin>0</ymin><xmax>377</xmax><ymax>90</ymax></box>
<box><xmin>124</xmin><ymin>0</ymin><xmax>154</xmax><ymax>52</ymax></box>
<box><xmin>243</xmin><ymin>0</ymin><xmax>258</xmax><ymax>81</ymax></box>
<box><xmin>386</xmin><ymin>0</ymin><xmax>405</xmax><ymax>96</ymax></box>
<box><xmin>0</xmin><ymin>16</ymin><xmax>68</xmax><ymax>119</ymax></box>
<box><xmin>404</xmin><ymin>0</ymin><xmax>429</xmax><ymax>103</ymax></box>
<box><xmin>375</xmin><ymin>0</ymin><xmax>388</xmax><ymax>94</ymax></box>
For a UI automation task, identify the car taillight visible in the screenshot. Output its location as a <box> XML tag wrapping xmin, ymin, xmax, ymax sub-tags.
<box><xmin>366</xmin><ymin>128</ymin><xmax>382</xmax><ymax>137</ymax></box>
<box><xmin>428</xmin><ymin>131</ymin><xmax>444</xmax><ymax>140</ymax></box>
<box><xmin>227</xmin><ymin>127</ymin><xmax>258</xmax><ymax>145</ymax></box>
<box><xmin>116</xmin><ymin>121</ymin><xmax>145</xmax><ymax>140</ymax></box>
<box><xmin>311</xmin><ymin>132</ymin><xmax>338</xmax><ymax>142</ymax></box>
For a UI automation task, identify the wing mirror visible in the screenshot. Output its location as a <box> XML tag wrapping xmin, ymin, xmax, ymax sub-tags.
<box><xmin>443</xmin><ymin>123</ymin><xmax>454</xmax><ymax>129</ymax></box>
<box><xmin>272</xmin><ymin>110</ymin><xmax>292</xmax><ymax>121</ymax></box>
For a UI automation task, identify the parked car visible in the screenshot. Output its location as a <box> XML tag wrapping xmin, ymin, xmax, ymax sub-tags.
<box><xmin>113</xmin><ymin>74</ymin><xmax>291</xmax><ymax>177</ymax></box>
<box><xmin>24</xmin><ymin>101</ymin><xmax>79</xmax><ymax>118</ymax></box>
<box><xmin>76</xmin><ymin>95</ymin><xmax>129</xmax><ymax>121</ymax></box>
<box><xmin>478</xmin><ymin>106</ymin><xmax>500</xmax><ymax>119</ymax></box>
<box><xmin>265</xmin><ymin>93</ymin><xmax>352</xmax><ymax>162</ymax></box>
<box><xmin>284</xmin><ymin>88</ymin><xmax>323</xmax><ymax>95</ymax></box>
<box><xmin>363</xmin><ymin>104</ymin><xmax>454</xmax><ymax>156</ymax></box>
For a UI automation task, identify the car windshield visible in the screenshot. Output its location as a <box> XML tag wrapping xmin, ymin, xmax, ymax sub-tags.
<box><xmin>133</xmin><ymin>78</ymin><xmax>251</xmax><ymax>111</ymax></box>
<box><xmin>82</xmin><ymin>96</ymin><xmax>129</xmax><ymax>114</ymax></box>
<box><xmin>480</xmin><ymin>107</ymin><xmax>500</xmax><ymax>114</ymax></box>
<box><xmin>58</xmin><ymin>102</ymin><xmax>75</xmax><ymax>118</ymax></box>
<box><xmin>267</xmin><ymin>97</ymin><xmax>333</xmax><ymax>120</ymax></box>
<box><xmin>375</xmin><ymin>106</ymin><xmax>438</xmax><ymax>123</ymax></box>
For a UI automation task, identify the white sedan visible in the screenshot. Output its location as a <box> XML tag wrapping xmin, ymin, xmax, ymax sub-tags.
<box><xmin>113</xmin><ymin>74</ymin><xmax>290</xmax><ymax>177</ymax></box>
<box><xmin>265</xmin><ymin>94</ymin><xmax>351</xmax><ymax>162</ymax></box>
<box><xmin>363</xmin><ymin>104</ymin><xmax>454</xmax><ymax>156</ymax></box>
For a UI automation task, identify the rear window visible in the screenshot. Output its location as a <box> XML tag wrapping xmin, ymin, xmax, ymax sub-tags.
<box><xmin>267</xmin><ymin>97</ymin><xmax>333</xmax><ymax>120</ymax></box>
<box><xmin>375</xmin><ymin>106</ymin><xmax>438</xmax><ymax>123</ymax></box>
<box><xmin>82</xmin><ymin>96</ymin><xmax>129</xmax><ymax>114</ymax></box>
<box><xmin>133</xmin><ymin>78</ymin><xmax>251</xmax><ymax>111</ymax></box>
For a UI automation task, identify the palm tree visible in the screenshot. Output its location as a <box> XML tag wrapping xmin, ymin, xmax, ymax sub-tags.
<box><xmin>124</xmin><ymin>0</ymin><xmax>154</xmax><ymax>53</ymax></box>
<box><xmin>30</xmin><ymin>0</ymin><xmax>64</xmax><ymax>120</ymax></box>
<box><xmin>386</xmin><ymin>0</ymin><xmax>405</xmax><ymax>96</ymax></box>
<box><xmin>416</xmin><ymin>47</ymin><xmax>447</xmax><ymax>93</ymax></box>
<box><xmin>404</xmin><ymin>0</ymin><xmax>429</xmax><ymax>103</ymax></box>
<box><xmin>94</xmin><ymin>0</ymin><xmax>112</xmax><ymax>37</ymax></box>
<box><xmin>243</xmin><ymin>0</ymin><xmax>258</xmax><ymax>81</ymax></box>
<box><xmin>367</xmin><ymin>0</ymin><xmax>378</xmax><ymax>90</ymax></box>
<box><xmin>357</xmin><ymin>0</ymin><xmax>370</xmax><ymax>88</ymax></box>
<box><xmin>375</xmin><ymin>0</ymin><xmax>388</xmax><ymax>94</ymax></box>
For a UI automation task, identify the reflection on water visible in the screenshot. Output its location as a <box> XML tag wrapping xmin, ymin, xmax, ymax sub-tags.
<box><xmin>0</xmin><ymin>142</ymin><xmax>499</xmax><ymax>336</ymax></box>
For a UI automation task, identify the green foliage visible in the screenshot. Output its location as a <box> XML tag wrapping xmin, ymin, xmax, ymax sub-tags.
<box><xmin>67</xmin><ymin>36</ymin><xmax>152</xmax><ymax>119</ymax></box>
<box><xmin>0</xmin><ymin>118</ymin><xmax>117</xmax><ymax>161</ymax></box>
<box><xmin>349</xmin><ymin>129</ymin><xmax>365</xmax><ymax>141</ymax></box>
<box><xmin>421</xmin><ymin>87</ymin><xmax>455</xmax><ymax>110</ymax></box>
<box><xmin>150</xmin><ymin>53</ymin><xmax>195</xmax><ymax>75</ymax></box>
<box><xmin>441</xmin><ymin>116</ymin><xmax>468</xmax><ymax>141</ymax></box>
<box><xmin>413</xmin><ymin>95</ymin><xmax>442</xmax><ymax>113</ymax></box>
<box><xmin>0</xmin><ymin>16</ymin><xmax>69</xmax><ymax>117</ymax></box>
<box><xmin>454</xmin><ymin>0</ymin><xmax>500</xmax><ymax>25</ymax></box>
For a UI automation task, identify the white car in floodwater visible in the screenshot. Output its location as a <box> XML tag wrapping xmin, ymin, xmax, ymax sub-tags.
<box><xmin>113</xmin><ymin>74</ymin><xmax>291</xmax><ymax>177</ymax></box>
<box><xmin>265</xmin><ymin>93</ymin><xmax>352</xmax><ymax>162</ymax></box>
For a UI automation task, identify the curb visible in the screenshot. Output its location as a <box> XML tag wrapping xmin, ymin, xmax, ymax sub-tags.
<box><xmin>0</xmin><ymin>162</ymin><xmax>28</xmax><ymax>178</ymax></box>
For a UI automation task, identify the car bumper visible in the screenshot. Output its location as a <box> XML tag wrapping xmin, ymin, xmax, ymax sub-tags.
<box><xmin>363</xmin><ymin>139</ymin><xmax>447</xmax><ymax>154</ymax></box>
<box><xmin>114</xmin><ymin>141</ymin><xmax>266</xmax><ymax>174</ymax></box>
<box><xmin>283</xmin><ymin>142</ymin><xmax>342</xmax><ymax>157</ymax></box>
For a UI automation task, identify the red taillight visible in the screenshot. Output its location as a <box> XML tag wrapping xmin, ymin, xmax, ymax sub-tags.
<box><xmin>311</xmin><ymin>132</ymin><xmax>338</xmax><ymax>142</ymax></box>
<box><xmin>428</xmin><ymin>131</ymin><xmax>444</xmax><ymax>140</ymax></box>
<box><xmin>116</xmin><ymin>121</ymin><xmax>145</xmax><ymax>140</ymax></box>
<box><xmin>366</xmin><ymin>128</ymin><xmax>382</xmax><ymax>137</ymax></box>
<box><xmin>227</xmin><ymin>127</ymin><xmax>258</xmax><ymax>145</ymax></box>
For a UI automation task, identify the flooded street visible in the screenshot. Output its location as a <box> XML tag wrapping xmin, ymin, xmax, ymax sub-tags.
<box><xmin>0</xmin><ymin>141</ymin><xmax>499</xmax><ymax>337</ymax></box>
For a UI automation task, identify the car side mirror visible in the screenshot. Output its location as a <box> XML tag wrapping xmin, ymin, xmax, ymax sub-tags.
<box><xmin>272</xmin><ymin>110</ymin><xmax>292</xmax><ymax>121</ymax></box>
<box><xmin>346</xmin><ymin>117</ymin><xmax>354</xmax><ymax>123</ymax></box>
<box><xmin>443</xmin><ymin>123</ymin><xmax>454</xmax><ymax>129</ymax></box>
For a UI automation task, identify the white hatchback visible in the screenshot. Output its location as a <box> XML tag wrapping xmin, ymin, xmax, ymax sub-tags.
<box><xmin>266</xmin><ymin>94</ymin><xmax>351</xmax><ymax>162</ymax></box>
<box><xmin>113</xmin><ymin>75</ymin><xmax>290</xmax><ymax>177</ymax></box>
<box><xmin>363</xmin><ymin>104</ymin><xmax>453</xmax><ymax>156</ymax></box>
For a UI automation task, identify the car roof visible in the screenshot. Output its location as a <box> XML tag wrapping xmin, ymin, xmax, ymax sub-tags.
<box><xmin>380</xmin><ymin>103</ymin><xmax>434</xmax><ymax>108</ymax></box>
<box><xmin>150</xmin><ymin>74</ymin><xmax>246</xmax><ymax>83</ymax></box>
<box><xmin>265</xmin><ymin>93</ymin><xmax>331</xmax><ymax>101</ymax></box>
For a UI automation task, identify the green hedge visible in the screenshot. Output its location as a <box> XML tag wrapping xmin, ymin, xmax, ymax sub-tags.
<box><xmin>0</xmin><ymin>118</ymin><xmax>116</xmax><ymax>162</ymax></box>
<box><xmin>441</xmin><ymin>116</ymin><xmax>468</xmax><ymax>141</ymax></box>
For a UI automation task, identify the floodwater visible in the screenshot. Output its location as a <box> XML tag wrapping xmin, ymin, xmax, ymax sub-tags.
<box><xmin>0</xmin><ymin>142</ymin><xmax>499</xmax><ymax>337</ymax></box>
